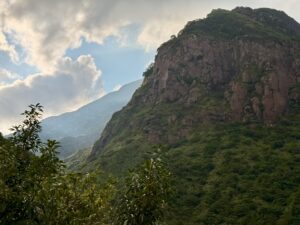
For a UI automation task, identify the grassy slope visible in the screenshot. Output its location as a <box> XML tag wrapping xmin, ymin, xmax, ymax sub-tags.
<box><xmin>86</xmin><ymin>105</ymin><xmax>300</xmax><ymax>224</ymax></box>
<box><xmin>165</xmin><ymin>110</ymin><xmax>300</xmax><ymax>224</ymax></box>
<box><xmin>80</xmin><ymin>95</ymin><xmax>300</xmax><ymax>225</ymax></box>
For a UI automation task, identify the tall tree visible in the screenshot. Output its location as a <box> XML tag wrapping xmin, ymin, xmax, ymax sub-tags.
<box><xmin>114</xmin><ymin>156</ymin><xmax>172</xmax><ymax>225</ymax></box>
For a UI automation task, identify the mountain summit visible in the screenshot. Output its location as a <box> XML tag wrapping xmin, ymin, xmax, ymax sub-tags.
<box><xmin>88</xmin><ymin>7</ymin><xmax>300</xmax><ymax>224</ymax></box>
<box><xmin>91</xmin><ymin>7</ymin><xmax>300</xmax><ymax>158</ymax></box>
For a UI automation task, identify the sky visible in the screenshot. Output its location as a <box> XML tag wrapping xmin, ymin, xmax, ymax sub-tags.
<box><xmin>0</xmin><ymin>0</ymin><xmax>299</xmax><ymax>134</ymax></box>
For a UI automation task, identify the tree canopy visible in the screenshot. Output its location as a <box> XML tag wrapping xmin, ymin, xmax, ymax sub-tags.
<box><xmin>0</xmin><ymin>104</ymin><xmax>171</xmax><ymax>225</ymax></box>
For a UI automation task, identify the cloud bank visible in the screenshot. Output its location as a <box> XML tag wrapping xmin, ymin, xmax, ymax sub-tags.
<box><xmin>2</xmin><ymin>0</ymin><xmax>299</xmax><ymax>73</ymax></box>
<box><xmin>0</xmin><ymin>55</ymin><xmax>103</xmax><ymax>133</ymax></box>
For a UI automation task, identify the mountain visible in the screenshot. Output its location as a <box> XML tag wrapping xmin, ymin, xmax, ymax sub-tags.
<box><xmin>86</xmin><ymin>7</ymin><xmax>300</xmax><ymax>224</ymax></box>
<box><xmin>40</xmin><ymin>80</ymin><xmax>142</xmax><ymax>158</ymax></box>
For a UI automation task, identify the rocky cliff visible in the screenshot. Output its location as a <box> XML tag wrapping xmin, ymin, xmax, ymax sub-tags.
<box><xmin>90</xmin><ymin>7</ymin><xmax>300</xmax><ymax>159</ymax></box>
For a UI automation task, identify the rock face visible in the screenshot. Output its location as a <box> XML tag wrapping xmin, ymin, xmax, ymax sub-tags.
<box><xmin>90</xmin><ymin>7</ymin><xmax>300</xmax><ymax>160</ymax></box>
<box><xmin>148</xmin><ymin>37</ymin><xmax>298</xmax><ymax>123</ymax></box>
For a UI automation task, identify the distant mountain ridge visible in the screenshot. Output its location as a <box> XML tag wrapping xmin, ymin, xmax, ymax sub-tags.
<box><xmin>41</xmin><ymin>80</ymin><xmax>142</xmax><ymax>158</ymax></box>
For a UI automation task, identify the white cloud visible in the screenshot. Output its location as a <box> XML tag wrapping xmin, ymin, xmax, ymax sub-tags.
<box><xmin>0</xmin><ymin>68</ymin><xmax>20</xmax><ymax>85</ymax></box>
<box><xmin>2</xmin><ymin>0</ymin><xmax>126</xmax><ymax>72</ymax></box>
<box><xmin>0</xmin><ymin>55</ymin><xmax>104</xmax><ymax>134</ymax></box>
<box><xmin>2</xmin><ymin>0</ymin><xmax>299</xmax><ymax>73</ymax></box>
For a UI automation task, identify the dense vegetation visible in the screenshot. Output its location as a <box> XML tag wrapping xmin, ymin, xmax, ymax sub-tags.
<box><xmin>114</xmin><ymin>155</ymin><xmax>171</xmax><ymax>225</ymax></box>
<box><xmin>83</xmin><ymin>102</ymin><xmax>300</xmax><ymax>225</ymax></box>
<box><xmin>0</xmin><ymin>104</ymin><xmax>171</xmax><ymax>225</ymax></box>
<box><xmin>165</xmin><ymin>113</ymin><xmax>300</xmax><ymax>224</ymax></box>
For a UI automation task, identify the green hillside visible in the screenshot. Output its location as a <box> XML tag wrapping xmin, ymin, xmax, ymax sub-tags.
<box><xmin>166</xmin><ymin>111</ymin><xmax>300</xmax><ymax>224</ymax></box>
<box><xmin>85</xmin><ymin>104</ymin><xmax>300</xmax><ymax>224</ymax></box>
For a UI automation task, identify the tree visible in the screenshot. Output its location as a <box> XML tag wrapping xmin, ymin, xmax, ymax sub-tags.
<box><xmin>0</xmin><ymin>104</ymin><xmax>172</xmax><ymax>225</ymax></box>
<box><xmin>0</xmin><ymin>104</ymin><xmax>62</xmax><ymax>224</ymax></box>
<box><xmin>114</xmin><ymin>156</ymin><xmax>171</xmax><ymax>225</ymax></box>
<box><xmin>0</xmin><ymin>104</ymin><xmax>114</xmax><ymax>225</ymax></box>
<box><xmin>33</xmin><ymin>171</ymin><xmax>115</xmax><ymax>225</ymax></box>
<box><xmin>143</xmin><ymin>63</ymin><xmax>154</xmax><ymax>77</ymax></box>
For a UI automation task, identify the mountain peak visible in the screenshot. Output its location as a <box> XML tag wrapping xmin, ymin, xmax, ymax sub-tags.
<box><xmin>90</xmin><ymin>6</ymin><xmax>300</xmax><ymax>160</ymax></box>
<box><xmin>163</xmin><ymin>6</ymin><xmax>300</xmax><ymax>50</ymax></box>
<box><xmin>86</xmin><ymin>7</ymin><xmax>300</xmax><ymax>224</ymax></box>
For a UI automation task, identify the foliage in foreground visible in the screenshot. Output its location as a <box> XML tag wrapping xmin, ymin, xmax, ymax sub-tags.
<box><xmin>114</xmin><ymin>154</ymin><xmax>171</xmax><ymax>225</ymax></box>
<box><xmin>0</xmin><ymin>104</ymin><xmax>114</xmax><ymax>225</ymax></box>
<box><xmin>0</xmin><ymin>104</ymin><xmax>171</xmax><ymax>225</ymax></box>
